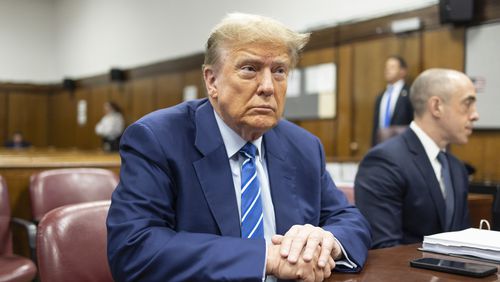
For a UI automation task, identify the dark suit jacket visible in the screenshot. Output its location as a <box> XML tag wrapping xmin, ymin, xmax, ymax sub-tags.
<box><xmin>355</xmin><ymin>128</ymin><xmax>470</xmax><ymax>249</ymax></box>
<box><xmin>107</xmin><ymin>98</ymin><xmax>371</xmax><ymax>281</ymax></box>
<box><xmin>372</xmin><ymin>84</ymin><xmax>413</xmax><ymax>145</ymax></box>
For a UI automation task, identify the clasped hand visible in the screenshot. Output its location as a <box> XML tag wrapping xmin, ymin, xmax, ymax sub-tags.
<box><xmin>266</xmin><ymin>224</ymin><xmax>341</xmax><ymax>282</ymax></box>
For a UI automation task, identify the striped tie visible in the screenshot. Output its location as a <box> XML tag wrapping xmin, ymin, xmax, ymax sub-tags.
<box><xmin>239</xmin><ymin>143</ymin><xmax>264</xmax><ymax>239</ymax></box>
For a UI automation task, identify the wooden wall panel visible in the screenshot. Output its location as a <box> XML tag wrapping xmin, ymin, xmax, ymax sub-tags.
<box><xmin>423</xmin><ymin>26</ymin><xmax>465</xmax><ymax>71</ymax></box>
<box><xmin>298</xmin><ymin>48</ymin><xmax>336</xmax><ymax>67</ymax></box>
<box><xmin>108</xmin><ymin>84</ymin><xmax>129</xmax><ymax>126</ymax></box>
<box><xmin>0</xmin><ymin>91</ymin><xmax>7</xmax><ymax>143</ymax></box>
<box><xmin>74</xmin><ymin>89</ymin><xmax>93</xmax><ymax>149</ymax></box>
<box><xmin>295</xmin><ymin>48</ymin><xmax>337</xmax><ymax>156</ymax></box>
<box><xmin>156</xmin><ymin>73</ymin><xmax>183</xmax><ymax>109</ymax></box>
<box><xmin>452</xmin><ymin>131</ymin><xmax>500</xmax><ymax>182</ymax></box>
<box><xmin>336</xmin><ymin>45</ymin><xmax>354</xmax><ymax>158</ymax></box>
<box><xmin>48</xmin><ymin>91</ymin><xmax>77</xmax><ymax>147</ymax></box>
<box><xmin>128</xmin><ymin>78</ymin><xmax>155</xmax><ymax>123</ymax></box>
<box><xmin>298</xmin><ymin>119</ymin><xmax>336</xmax><ymax>157</ymax></box>
<box><xmin>184</xmin><ymin>69</ymin><xmax>205</xmax><ymax>99</ymax></box>
<box><xmin>352</xmin><ymin>37</ymin><xmax>400</xmax><ymax>157</ymax></box>
<box><xmin>7</xmin><ymin>92</ymin><xmax>48</xmax><ymax>146</ymax></box>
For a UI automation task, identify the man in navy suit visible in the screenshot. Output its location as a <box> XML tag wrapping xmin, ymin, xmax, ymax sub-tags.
<box><xmin>107</xmin><ymin>13</ymin><xmax>371</xmax><ymax>281</ymax></box>
<box><xmin>372</xmin><ymin>56</ymin><xmax>413</xmax><ymax>145</ymax></box>
<box><xmin>355</xmin><ymin>68</ymin><xmax>479</xmax><ymax>249</ymax></box>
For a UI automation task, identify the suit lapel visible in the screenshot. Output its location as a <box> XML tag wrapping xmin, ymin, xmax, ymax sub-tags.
<box><xmin>404</xmin><ymin>129</ymin><xmax>447</xmax><ymax>229</ymax></box>
<box><xmin>192</xmin><ymin>101</ymin><xmax>241</xmax><ymax>237</ymax></box>
<box><xmin>264</xmin><ymin>127</ymin><xmax>301</xmax><ymax>234</ymax></box>
<box><xmin>448</xmin><ymin>156</ymin><xmax>465</xmax><ymax>228</ymax></box>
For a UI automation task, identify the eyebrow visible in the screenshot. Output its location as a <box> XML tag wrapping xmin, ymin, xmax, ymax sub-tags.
<box><xmin>462</xmin><ymin>95</ymin><xmax>476</xmax><ymax>103</ymax></box>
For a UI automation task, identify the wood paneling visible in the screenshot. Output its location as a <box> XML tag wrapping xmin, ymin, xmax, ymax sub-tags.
<box><xmin>0</xmin><ymin>91</ymin><xmax>7</xmax><ymax>143</ymax></box>
<box><xmin>7</xmin><ymin>92</ymin><xmax>49</xmax><ymax>147</ymax></box>
<box><xmin>108</xmin><ymin>84</ymin><xmax>129</xmax><ymax>125</ymax></box>
<box><xmin>298</xmin><ymin>119</ymin><xmax>336</xmax><ymax>157</ymax></box>
<box><xmin>336</xmin><ymin>45</ymin><xmax>354</xmax><ymax>157</ymax></box>
<box><xmin>352</xmin><ymin>37</ymin><xmax>399</xmax><ymax>157</ymax></box>
<box><xmin>184</xmin><ymin>69</ymin><xmax>205</xmax><ymax>99</ymax></box>
<box><xmin>294</xmin><ymin>48</ymin><xmax>337</xmax><ymax>156</ymax></box>
<box><xmin>48</xmin><ymin>91</ymin><xmax>77</xmax><ymax>147</ymax></box>
<box><xmin>156</xmin><ymin>72</ymin><xmax>184</xmax><ymax>109</ymax></box>
<box><xmin>74</xmin><ymin>88</ymin><xmax>93</xmax><ymax>149</ymax></box>
<box><xmin>423</xmin><ymin>27</ymin><xmax>465</xmax><ymax>71</ymax></box>
<box><xmin>128</xmin><ymin>78</ymin><xmax>156</xmax><ymax>123</ymax></box>
<box><xmin>298</xmin><ymin>48</ymin><xmax>336</xmax><ymax>67</ymax></box>
<box><xmin>452</xmin><ymin>131</ymin><xmax>500</xmax><ymax>182</ymax></box>
<box><xmin>3</xmin><ymin>1</ymin><xmax>500</xmax><ymax>184</ymax></box>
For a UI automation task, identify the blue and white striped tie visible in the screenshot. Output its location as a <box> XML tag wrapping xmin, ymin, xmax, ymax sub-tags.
<box><xmin>239</xmin><ymin>143</ymin><xmax>264</xmax><ymax>239</ymax></box>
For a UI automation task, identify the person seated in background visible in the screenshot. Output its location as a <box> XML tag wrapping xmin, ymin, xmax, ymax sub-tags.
<box><xmin>107</xmin><ymin>13</ymin><xmax>371</xmax><ymax>282</ymax></box>
<box><xmin>4</xmin><ymin>131</ymin><xmax>31</xmax><ymax>149</ymax></box>
<box><xmin>372</xmin><ymin>56</ymin><xmax>413</xmax><ymax>146</ymax></box>
<box><xmin>355</xmin><ymin>68</ymin><xmax>479</xmax><ymax>249</ymax></box>
<box><xmin>95</xmin><ymin>101</ymin><xmax>124</xmax><ymax>151</ymax></box>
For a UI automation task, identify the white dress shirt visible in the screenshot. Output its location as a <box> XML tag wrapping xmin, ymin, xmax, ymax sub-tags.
<box><xmin>379</xmin><ymin>79</ymin><xmax>405</xmax><ymax>128</ymax></box>
<box><xmin>95</xmin><ymin>112</ymin><xmax>125</xmax><ymax>139</ymax></box>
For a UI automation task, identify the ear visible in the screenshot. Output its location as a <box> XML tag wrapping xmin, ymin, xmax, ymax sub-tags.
<box><xmin>203</xmin><ymin>66</ymin><xmax>218</xmax><ymax>99</ymax></box>
<box><xmin>429</xmin><ymin>96</ymin><xmax>443</xmax><ymax>118</ymax></box>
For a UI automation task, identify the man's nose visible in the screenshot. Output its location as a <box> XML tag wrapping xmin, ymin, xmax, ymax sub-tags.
<box><xmin>470</xmin><ymin>104</ymin><xmax>479</xmax><ymax>121</ymax></box>
<box><xmin>257</xmin><ymin>69</ymin><xmax>274</xmax><ymax>96</ymax></box>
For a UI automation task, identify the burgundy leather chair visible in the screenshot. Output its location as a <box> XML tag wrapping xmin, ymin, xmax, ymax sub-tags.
<box><xmin>0</xmin><ymin>175</ymin><xmax>37</xmax><ymax>282</ymax></box>
<box><xmin>29</xmin><ymin>168</ymin><xmax>119</xmax><ymax>222</ymax></box>
<box><xmin>36</xmin><ymin>201</ymin><xmax>113</xmax><ymax>282</ymax></box>
<box><xmin>337</xmin><ymin>183</ymin><xmax>355</xmax><ymax>204</ymax></box>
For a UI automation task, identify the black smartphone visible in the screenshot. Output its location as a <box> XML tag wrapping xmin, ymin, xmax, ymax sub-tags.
<box><xmin>410</xmin><ymin>257</ymin><xmax>498</xmax><ymax>278</ymax></box>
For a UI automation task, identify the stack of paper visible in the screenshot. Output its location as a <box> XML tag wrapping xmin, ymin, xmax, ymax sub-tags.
<box><xmin>422</xmin><ymin>228</ymin><xmax>500</xmax><ymax>262</ymax></box>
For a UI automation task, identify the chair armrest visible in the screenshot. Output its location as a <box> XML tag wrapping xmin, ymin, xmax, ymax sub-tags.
<box><xmin>11</xmin><ymin>217</ymin><xmax>37</xmax><ymax>262</ymax></box>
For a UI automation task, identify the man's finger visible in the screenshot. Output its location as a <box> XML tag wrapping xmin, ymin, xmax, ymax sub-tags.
<box><xmin>317</xmin><ymin>233</ymin><xmax>335</xmax><ymax>267</ymax></box>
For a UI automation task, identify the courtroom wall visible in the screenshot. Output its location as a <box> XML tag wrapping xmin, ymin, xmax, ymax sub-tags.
<box><xmin>2</xmin><ymin>1</ymin><xmax>499</xmax><ymax>182</ymax></box>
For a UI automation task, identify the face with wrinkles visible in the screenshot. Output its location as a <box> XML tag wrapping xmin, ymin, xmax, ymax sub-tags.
<box><xmin>204</xmin><ymin>42</ymin><xmax>291</xmax><ymax>141</ymax></box>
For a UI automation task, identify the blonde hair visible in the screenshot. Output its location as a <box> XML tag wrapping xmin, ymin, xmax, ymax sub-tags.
<box><xmin>204</xmin><ymin>13</ymin><xmax>310</xmax><ymax>69</ymax></box>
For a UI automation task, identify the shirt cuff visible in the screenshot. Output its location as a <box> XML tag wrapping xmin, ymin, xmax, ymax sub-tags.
<box><xmin>333</xmin><ymin>236</ymin><xmax>358</xmax><ymax>270</ymax></box>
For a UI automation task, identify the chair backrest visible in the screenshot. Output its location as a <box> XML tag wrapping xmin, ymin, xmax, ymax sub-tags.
<box><xmin>36</xmin><ymin>201</ymin><xmax>113</xmax><ymax>282</ymax></box>
<box><xmin>30</xmin><ymin>168</ymin><xmax>118</xmax><ymax>222</ymax></box>
<box><xmin>0</xmin><ymin>175</ymin><xmax>13</xmax><ymax>255</ymax></box>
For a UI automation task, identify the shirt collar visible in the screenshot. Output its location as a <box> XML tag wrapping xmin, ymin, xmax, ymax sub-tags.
<box><xmin>410</xmin><ymin>121</ymin><xmax>443</xmax><ymax>161</ymax></box>
<box><xmin>213</xmin><ymin>110</ymin><xmax>264</xmax><ymax>159</ymax></box>
<box><xmin>388</xmin><ymin>79</ymin><xmax>405</xmax><ymax>89</ymax></box>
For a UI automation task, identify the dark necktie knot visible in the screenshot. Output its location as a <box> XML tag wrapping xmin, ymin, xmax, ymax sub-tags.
<box><xmin>240</xmin><ymin>142</ymin><xmax>257</xmax><ymax>159</ymax></box>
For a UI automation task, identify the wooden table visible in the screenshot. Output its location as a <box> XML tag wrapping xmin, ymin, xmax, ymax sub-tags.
<box><xmin>329</xmin><ymin>244</ymin><xmax>499</xmax><ymax>281</ymax></box>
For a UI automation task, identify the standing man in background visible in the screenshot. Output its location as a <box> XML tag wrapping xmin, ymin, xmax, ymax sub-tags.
<box><xmin>107</xmin><ymin>13</ymin><xmax>371</xmax><ymax>282</ymax></box>
<box><xmin>95</xmin><ymin>101</ymin><xmax>125</xmax><ymax>151</ymax></box>
<box><xmin>372</xmin><ymin>56</ymin><xmax>413</xmax><ymax>145</ymax></box>
<box><xmin>356</xmin><ymin>68</ymin><xmax>479</xmax><ymax>249</ymax></box>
